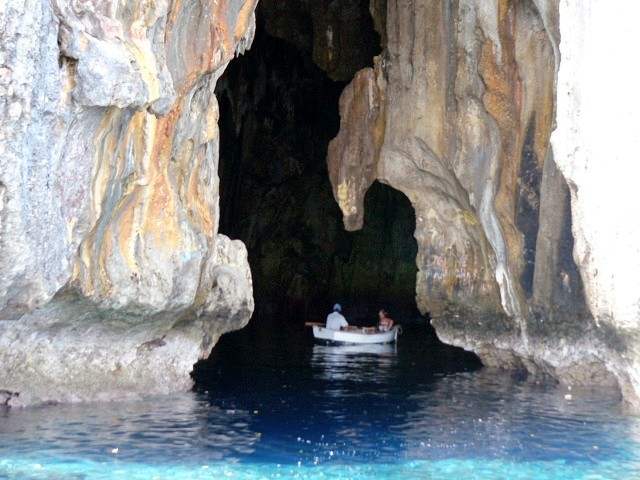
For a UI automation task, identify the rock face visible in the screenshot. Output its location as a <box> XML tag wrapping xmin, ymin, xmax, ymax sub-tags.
<box><xmin>328</xmin><ymin>0</ymin><xmax>640</xmax><ymax>408</ymax></box>
<box><xmin>0</xmin><ymin>0</ymin><xmax>255</xmax><ymax>406</ymax></box>
<box><xmin>2</xmin><ymin>0</ymin><xmax>640</xmax><ymax>410</ymax></box>
<box><xmin>552</xmin><ymin>0</ymin><xmax>640</xmax><ymax>406</ymax></box>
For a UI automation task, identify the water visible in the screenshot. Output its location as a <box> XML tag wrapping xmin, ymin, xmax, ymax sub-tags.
<box><xmin>1</xmin><ymin>322</ymin><xmax>639</xmax><ymax>479</ymax></box>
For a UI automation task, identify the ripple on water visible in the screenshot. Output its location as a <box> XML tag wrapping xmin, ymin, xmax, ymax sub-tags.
<box><xmin>1</xmin><ymin>326</ymin><xmax>640</xmax><ymax>479</ymax></box>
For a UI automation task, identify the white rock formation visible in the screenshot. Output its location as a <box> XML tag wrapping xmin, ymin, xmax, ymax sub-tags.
<box><xmin>552</xmin><ymin>0</ymin><xmax>640</xmax><ymax>405</ymax></box>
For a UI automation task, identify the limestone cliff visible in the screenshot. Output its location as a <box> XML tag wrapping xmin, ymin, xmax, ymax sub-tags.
<box><xmin>2</xmin><ymin>0</ymin><xmax>640</xmax><ymax>411</ymax></box>
<box><xmin>0</xmin><ymin>0</ymin><xmax>255</xmax><ymax>406</ymax></box>
<box><xmin>328</xmin><ymin>0</ymin><xmax>640</xmax><ymax>408</ymax></box>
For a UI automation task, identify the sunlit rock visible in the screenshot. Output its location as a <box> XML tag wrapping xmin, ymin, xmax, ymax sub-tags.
<box><xmin>551</xmin><ymin>0</ymin><xmax>640</xmax><ymax>409</ymax></box>
<box><xmin>0</xmin><ymin>234</ymin><xmax>253</xmax><ymax>408</ymax></box>
<box><xmin>0</xmin><ymin>0</ymin><xmax>256</xmax><ymax>406</ymax></box>
<box><xmin>328</xmin><ymin>0</ymin><xmax>640</xmax><ymax>408</ymax></box>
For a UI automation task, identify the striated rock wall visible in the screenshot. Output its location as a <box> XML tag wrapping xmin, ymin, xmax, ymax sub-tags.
<box><xmin>0</xmin><ymin>0</ymin><xmax>256</xmax><ymax>406</ymax></box>
<box><xmin>329</xmin><ymin>0</ymin><xmax>557</xmax><ymax>323</ymax></box>
<box><xmin>328</xmin><ymin>0</ymin><xmax>640</xmax><ymax>408</ymax></box>
<box><xmin>3</xmin><ymin>0</ymin><xmax>639</xmax><ymax>410</ymax></box>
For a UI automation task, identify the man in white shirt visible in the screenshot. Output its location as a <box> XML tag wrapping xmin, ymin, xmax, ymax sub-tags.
<box><xmin>326</xmin><ymin>303</ymin><xmax>348</xmax><ymax>330</ymax></box>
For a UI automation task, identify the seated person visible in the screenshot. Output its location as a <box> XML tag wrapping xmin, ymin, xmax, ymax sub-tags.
<box><xmin>377</xmin><ymin>309</ymin><xmax>394</xmax><ymax>332</ymax></box>
<box><xmin>326</xmin><ymin>303</ymin><xmax>348</xmax><ymax>330</ymax></box>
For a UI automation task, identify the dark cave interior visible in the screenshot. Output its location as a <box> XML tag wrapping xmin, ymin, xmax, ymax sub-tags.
<box><xmin>215</xmin><ymin>2</ymin><xmax>426</xmax><ymax>327</ymax></box>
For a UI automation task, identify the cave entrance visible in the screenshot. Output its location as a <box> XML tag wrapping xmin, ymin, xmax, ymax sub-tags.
<box><xmin>215</xmin><ymin>3</ymin><xmax>423</xmax><ymax>326</ymax></box>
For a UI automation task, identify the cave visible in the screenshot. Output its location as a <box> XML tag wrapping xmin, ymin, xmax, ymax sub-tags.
<box><xmin>2</xmin><ymin>0</ymin><xmax>639</xmax><ymax>413</ymax></box>
<box><xmin>214</xmin><ymin>1</ymin><xmax>424</xmax><ymax>326</ymax></box>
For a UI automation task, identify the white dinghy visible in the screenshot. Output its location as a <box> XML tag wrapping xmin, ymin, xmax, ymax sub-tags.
<box><xmin>308</xmin><ymin>324</ymin><xmax>400</xmax><ymax>345</ymax></box>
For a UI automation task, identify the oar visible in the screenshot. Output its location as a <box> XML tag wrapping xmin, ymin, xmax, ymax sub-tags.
<box><xmin>304</xmin><ymin>322</ymin><xmax>324</xmax><ymax>327</ymax></box>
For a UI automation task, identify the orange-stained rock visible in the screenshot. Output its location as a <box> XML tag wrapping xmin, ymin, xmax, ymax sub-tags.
<box><xmin>327</xmin><ymin>0</ymin><xmax>640</xmax><ymax>409</ymax></box>
<box><xmin>0</xmin><ymin>0</ymin><xmax>256</xmax><ymax>406</ymax></box>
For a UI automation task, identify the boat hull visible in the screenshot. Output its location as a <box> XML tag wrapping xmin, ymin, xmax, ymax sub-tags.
<box><xmin>312</xmin><ymin>325</ymin><xmax>399</xmax><ymax>345</ymax></box>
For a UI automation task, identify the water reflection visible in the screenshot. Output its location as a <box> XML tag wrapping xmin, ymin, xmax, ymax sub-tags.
<box><xmin>311</xmin><ymin>343</ymin><xmax>397</xmax><ymax>383</ymax></box>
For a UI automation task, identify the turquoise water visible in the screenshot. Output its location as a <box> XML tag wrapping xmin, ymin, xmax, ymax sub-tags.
<box><xmin>1</xmin><ymin>324</ymin><xmax>639</xmax><ymax>479</ymax></box>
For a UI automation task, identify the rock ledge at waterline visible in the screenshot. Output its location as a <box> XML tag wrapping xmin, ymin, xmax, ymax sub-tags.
<box><xmin>0</xmin><ymin>234</ymin><xmax>254</xmax><ymax>408</ymax></box>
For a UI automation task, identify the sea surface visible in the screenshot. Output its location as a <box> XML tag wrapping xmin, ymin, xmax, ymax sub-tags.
<box><xmin>1</xmin><ymin>321</ymin><xmax>639</xmax><ymax>479</ymax></box>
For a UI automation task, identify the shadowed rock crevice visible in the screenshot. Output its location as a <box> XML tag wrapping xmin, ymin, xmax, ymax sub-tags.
<box><xmin>516</xmin><ymin>115</ymin><xmax>542</xmax><ymax>298</ymax></box>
